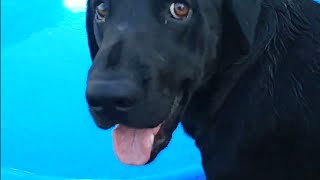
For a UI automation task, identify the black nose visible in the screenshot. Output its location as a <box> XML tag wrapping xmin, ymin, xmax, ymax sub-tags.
<box><xmin>86</xmin><ymin>80</ymin><xmax>141</xmax><ymax>112</ymax></box>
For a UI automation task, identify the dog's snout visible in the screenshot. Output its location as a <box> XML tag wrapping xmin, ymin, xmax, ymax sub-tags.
<box><xmin>106</xmin><ymin>40</ymin><xmax>123</xmax><ymax>67</ymax></box>
<box><xmin>117</xmin><ymin>22</ymin><xmax>129</xmax><ymax>32</ymax></box>
<box><xmin>86</xmin><ymin>80</ymin><xmax>141</xmax><ymax>112</ymax></box>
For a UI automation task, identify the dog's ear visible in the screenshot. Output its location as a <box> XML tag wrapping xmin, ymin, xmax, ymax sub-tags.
<box><xmin>86</xmin><ymin>0</ymin><xmax>99</xmax><ymax>60</ymax></box>
<box><xmin>218</xmin><ymin>0</ymin><xmax>262</xmax><ymax>71</ymax></box>
<box><xmin>227</xmin><ymin>0</ymin><xmax>262</xmax><ymax>49</ymax></box>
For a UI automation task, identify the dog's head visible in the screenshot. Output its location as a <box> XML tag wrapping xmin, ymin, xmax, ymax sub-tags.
<box><xmin>85</xmin><ymin>0</ymin><xmax>262</xmax><ymax>165</ymax></box>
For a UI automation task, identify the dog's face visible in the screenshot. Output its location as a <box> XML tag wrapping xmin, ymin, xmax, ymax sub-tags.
<box><xmin>85</xmin><ymin>0</ymin><xmax>261</xmax><ymax>166</ymax></box>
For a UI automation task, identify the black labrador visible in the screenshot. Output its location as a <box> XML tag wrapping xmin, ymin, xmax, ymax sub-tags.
<box><xmin>85</xmin><ymin>0</ymin><xmax>320</xmax><ymax>179</ymax></box>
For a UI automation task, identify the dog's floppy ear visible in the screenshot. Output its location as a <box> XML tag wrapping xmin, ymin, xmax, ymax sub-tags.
<box><xmin>86</xmin><ymin>0</ymin><xmax>99</xmax><ymax>60</ymax></box>
<box><xmin>218</xmin><ymin>0</ymin><xmax>262</xmax><ymax>70</ymax></box>
<box><xmin>227</xmin><ymin>0</ymin><xmax>262</xmax><ymax>49</ymax></box>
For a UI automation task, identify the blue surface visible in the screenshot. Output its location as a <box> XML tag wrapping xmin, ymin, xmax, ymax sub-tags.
<box><xmin>1</xmin><ymin>0</ymin><xmax>204</xmax><ymax>179</ymax></box>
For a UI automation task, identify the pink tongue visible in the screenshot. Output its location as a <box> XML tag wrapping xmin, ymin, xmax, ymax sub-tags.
<box><xmin>112</xmin><ymin>125</ymin><xmax>161</xmax><ymax>166</ymax></box>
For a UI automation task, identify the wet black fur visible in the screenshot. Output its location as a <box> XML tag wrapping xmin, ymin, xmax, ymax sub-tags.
<box><xmin>85</xmin><ymin>0</ymin><xmax>320</xmax><ymax>179</ymax></box>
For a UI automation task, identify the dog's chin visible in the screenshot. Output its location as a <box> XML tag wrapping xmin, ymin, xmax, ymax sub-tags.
<box><xmin>88</xmin><ymin>92</ymin><xmax>186</xmax><ymax>165</ymax></box>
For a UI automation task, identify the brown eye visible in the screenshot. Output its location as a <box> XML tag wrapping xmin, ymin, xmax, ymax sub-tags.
<box><xmin>169</xmin><ymin>2</ymin><xmax>190</xmax><ymax>20</ymax></box>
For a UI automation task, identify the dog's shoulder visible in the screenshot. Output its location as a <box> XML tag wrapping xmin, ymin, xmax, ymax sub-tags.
<box><xmin>183</xmin><ymin>1</ymin><xmax>320</xmax><ymax>179</ymax></box>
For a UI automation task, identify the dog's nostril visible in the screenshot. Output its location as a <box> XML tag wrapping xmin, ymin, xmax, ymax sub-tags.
<box><xmin>91</xmin><ymin>106</ymin><xmax>104</xmax><ymax>112</ymax></box>
<box><xmin>114</xmin><ymin>98</ymin><xmax>135</xmax><ymax>112</ymax></box>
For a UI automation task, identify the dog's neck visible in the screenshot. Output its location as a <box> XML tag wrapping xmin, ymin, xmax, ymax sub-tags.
<box><xmin>182</xmin><ymin>0</ymin><xmax>313</xmax><ymax>140</ymax></box>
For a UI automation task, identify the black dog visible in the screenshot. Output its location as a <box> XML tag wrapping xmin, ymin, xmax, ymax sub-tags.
<box><xmin>85</xmin><ymin>0</ymin><xmax>320</xmax><ymax>179</ymax></box>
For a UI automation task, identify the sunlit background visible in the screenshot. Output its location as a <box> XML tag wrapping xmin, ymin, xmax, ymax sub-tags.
<box><xmin>63</xmin><ymin>0</ymin><xmax>87</xmax><ymax>13</ymax></box>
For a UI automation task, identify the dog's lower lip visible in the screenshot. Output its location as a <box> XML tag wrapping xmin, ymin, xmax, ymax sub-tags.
<box><xmin>97</xmin><ymin>122</ymin><xmax>115</xmax><ymax>129</ymax></box>
<box><xmin>147</xmin><ymin>93</ymin><xmax>184</xmax><ymax>163</ymax></box>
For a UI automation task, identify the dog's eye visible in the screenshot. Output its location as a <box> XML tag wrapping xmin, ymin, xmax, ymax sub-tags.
<box><xmin>95</xmin><ymin>2</ymin><xmax>109</xmax><ymax>22</ymax></box>
<box><xmin>169</xmin><ymin>2</ymin><xmax>190</xmax><ymax>20</ymax></box>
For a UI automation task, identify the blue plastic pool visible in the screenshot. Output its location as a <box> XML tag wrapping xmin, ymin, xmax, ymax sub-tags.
<box><xmin>1</xmin><ymin>0</ymin><xmax>205</xmax><ymax>179</ymax></box>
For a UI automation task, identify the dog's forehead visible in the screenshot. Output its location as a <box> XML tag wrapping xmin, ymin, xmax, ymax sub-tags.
<box><xmin>91</xmin><ymin>0</ymin><xmax>222</xmax><ymax>17</ymax></box>
<box><xmin>108</xmin><ymin>0</ymin><xmax>153</xmax><ymax>11</ymax></box>
<box><xmin>102</xmin><ymin>0</ymin><xmax>157</xmax><ymax>26</ymax></box>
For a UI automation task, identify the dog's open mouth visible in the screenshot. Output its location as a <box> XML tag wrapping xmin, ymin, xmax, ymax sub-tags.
<box><xmin>112</xmin><ymin>123</ymin><xmax>162</xmax><ymax>165</ymax></box>
<box><xmin>111</xmin><ymin>94</ymin><xmax>183</xmax><ymax>166</ymax></box>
